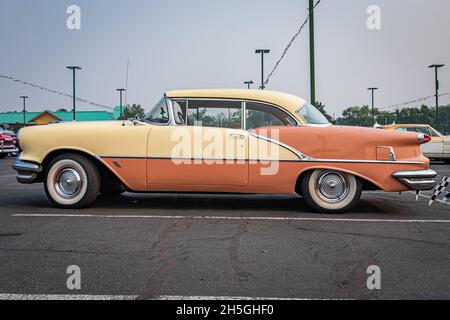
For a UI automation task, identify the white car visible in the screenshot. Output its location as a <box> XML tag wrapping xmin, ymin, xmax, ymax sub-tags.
<box><xmin>384</xmin><ymin>124</ymin><xmax>450</xmax><ymax>162</ymax></box>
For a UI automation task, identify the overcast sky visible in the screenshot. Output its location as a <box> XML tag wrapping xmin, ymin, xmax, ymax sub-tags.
<box><xmin>1</xmin><ymin>0</ymin><xmax>449</xmax><ymax>117</ymax></box>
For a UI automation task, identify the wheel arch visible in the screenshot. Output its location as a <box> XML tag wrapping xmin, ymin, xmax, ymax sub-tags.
<box><xmin>295</xmin><ymin>166</ymin><xmax>381</xmax><ymax>194</ymax></box>
<box><xmin>41</xmin><ymin>148</ymin><xmax>128</xmax><ymax>191</ymax></box>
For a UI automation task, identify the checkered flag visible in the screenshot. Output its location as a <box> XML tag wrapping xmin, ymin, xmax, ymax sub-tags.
<box><xmin>429</xmin><ymin>177</ymin><xmax>450</xmax><ymax>206</ymax></box>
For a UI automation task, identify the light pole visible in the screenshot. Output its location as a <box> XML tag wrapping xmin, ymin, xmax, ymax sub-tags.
<box><xmin>428</xmin><ymin>64</ymin><xmax>445</xmax><ymax>128</ymax></box>
<box><xmin>244</xmin><ymin>80</ymin><xmax>254</xmax><ymax>89</ymax></box>
<box><xmin>368</xmin><ymin>87</ymin><xmax>378</xmax><ymax>126</ymax></box>
<box><xmin>20</xmin><ymin>96</ymin><xmax>29</xmax><ymax>125</ymax></box>
<box><xmin>66</xmin><ymin>66</ymin><xmax>82</xmax><ymax>121</ymax></box>
<box><xmin>116</xmin><ymin>88</ymin><xmax>126</xmax><ymax>118</ymax></box>
<box><xmin>309</xmin><ymin>0</ymin><xmax>316</xmax><ymax>106</ymax></box>
<box><xmin>255</xmin><ymin>49</ymin><xmax>270</xmax><ymax>90</ymax></box>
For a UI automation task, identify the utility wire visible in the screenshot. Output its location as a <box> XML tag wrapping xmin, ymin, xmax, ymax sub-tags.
<box><xmin>263</xmin><ymin>0</ymin><xmax>322</xmax><ymax>87</ymax></box>
<box><xmin>378</xmin><ymin>93</ymin><xmax>450</xmax><ymax>110</ymax></box>
<box><xmin>0</xmin><ymin>74</ymin><xmax>113</xmax><ymax>110</ymax></box>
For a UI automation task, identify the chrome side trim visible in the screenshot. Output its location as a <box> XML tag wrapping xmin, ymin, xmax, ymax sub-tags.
<box><xmin>303</xmin><ymin>159</ymin><xmax>424</xmax><ymax>165</ymax></box>
<box><xmin>96</xmin><ymin>155</ymin><xmax>425</xmax><ymax>165</ymax></box>
<box><xmin>393</xmin><ymin>169</ymin><xmax>437</xmax><ymax>190</ymax></box>
<box><xmin>249</xmin><ymin>132</ymin><xmax>307</xmax><ymax>160</ymax></box>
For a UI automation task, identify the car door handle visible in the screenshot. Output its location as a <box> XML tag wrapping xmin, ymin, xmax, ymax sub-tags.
<box><xmin>228</xmin><ymin>133</ymin><xmax>245</xmax><ymax>140</ymax></box>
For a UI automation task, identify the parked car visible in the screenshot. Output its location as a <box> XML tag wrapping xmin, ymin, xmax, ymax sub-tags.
<box><xmin>383</xmin><ymin>124</ymin><xmax>450</xmax><ymax>163</ymax></box>
<box><xmin>0</xmin><ymin>130</ymin><xmax>19</xmax><ymax>158</ymax></box>
<box><xmin>13</xmin><ymin>89</ymin><xmax>436</xmax><ymax>213</ymax></box>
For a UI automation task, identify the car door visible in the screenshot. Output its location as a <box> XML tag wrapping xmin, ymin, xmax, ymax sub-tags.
<box><xmin>147</xmin><ymin>99</ymin><xmax>249</xmax><ymax>186</ymax></box>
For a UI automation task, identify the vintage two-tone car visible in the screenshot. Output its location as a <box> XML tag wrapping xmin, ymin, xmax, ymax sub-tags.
<box><xmin>383</xmin><ymin>124</ymin><xmax>450</xmax><ymax>163</ymax></box>
<box><xmin>0</xmin><ymin>130</ymin><xmax>19</xmax><ymax>159</ymax></box>
<box><xmin>13</xmin><ymin>89</ymin><xmax>437</xmax><ymax>213</ymax></box>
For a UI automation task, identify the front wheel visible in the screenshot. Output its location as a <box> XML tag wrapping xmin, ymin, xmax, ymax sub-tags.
<box><xmin>44</xmin><ymin>153</ymin><xmax>100</xmax><ymax>208</ymax></box>
<box><xmin>299</xmin><ymin>170</ymin><xmax>362</xmax><ymax>214</ymax></box>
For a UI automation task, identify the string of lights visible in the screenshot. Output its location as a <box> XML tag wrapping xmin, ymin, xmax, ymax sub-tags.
<box><xmin>263</xmin><ymin>0</ymin><xmax>322</xmax><ymax>87</ymax></box>
<box><xmin>0</xmin><ymin>74</ymin><xmax>113</xmax><ymax>110</ymax></box>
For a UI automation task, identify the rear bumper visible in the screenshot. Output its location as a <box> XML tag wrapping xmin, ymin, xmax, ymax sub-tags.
<box><xmin>392</xmin><ymin>169</ymin><xmax>437</xmax><ymax>190</ymax></box>
<box><xmin>12</xmin><ymin>159</ymin><xmax>42</xmax><ymax>184</ymax></box>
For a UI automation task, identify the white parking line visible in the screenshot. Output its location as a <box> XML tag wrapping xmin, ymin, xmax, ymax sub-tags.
<box><xmin>11</xmin><ymin>213</ymin><xmax>450</xmax><ymax>223</ymax></box>
<box><xmin>0</xmin><ymin>293</ymin><xmax>337</xmax><ymax>300</ymax></box>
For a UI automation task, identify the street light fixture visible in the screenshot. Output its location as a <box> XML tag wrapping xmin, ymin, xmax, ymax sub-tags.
<box><xmin>428</xmin><ymin>64</ymin><xmax>445</xmax><ymax>128</ymax></box>
<box><xmin>255</xmin><ymin>49</ymin><xmax>270</xmax><ymax>90</ymax></box>
<box><xmin>367</xmin><ymin>87</ymin><xmax>378</xmax><ymax>127</ymax></box>
<box><xmin>116</xmin><ymin>88</ymin><xmax>126</xmax><ymax>118</ymax></box>
<box><xmin>66</xmin><ymin>66</ymin><xmax>82</xmax><ymax>121</ymax></box>
<box><xmin>244</xmin><ymin>80</ymin><xmax>254</xmax><ymax>89</ymax></box>
<box><xmin>20</xmin><ymin>96</ymin><xmax>29</xmax><ymax>125</ymax></box>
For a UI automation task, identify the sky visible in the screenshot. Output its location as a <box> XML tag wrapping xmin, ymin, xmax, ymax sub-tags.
<box><xmin>0</xmin><ymin>0</ymin><xmax>449</xmax><ymax>117</ymax></box>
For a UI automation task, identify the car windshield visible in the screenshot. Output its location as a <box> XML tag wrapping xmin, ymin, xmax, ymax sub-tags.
<box><xmin>144</xmin><ymin>97</ymin><xmax>170</xmax><ymax>124</ymax></box>
<box><xmin>297</xmin><ymin>103</ymin><xmax>330</xmax><ymax>125</ymax></box>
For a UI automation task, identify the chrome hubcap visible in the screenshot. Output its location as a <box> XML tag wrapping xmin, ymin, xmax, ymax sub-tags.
<box><xmin>55</xmin><ymin>168</ymin><xmax>82</xmax><ymax>198</ymax></box>
<box><xmin>316</xmin><ymin>171</ymin><xmax>349</xmax><ymax>202</ymax></box>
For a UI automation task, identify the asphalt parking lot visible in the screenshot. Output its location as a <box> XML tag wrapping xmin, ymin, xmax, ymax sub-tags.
<box><xmin>0</xmin><ymin>157</ymin><xmax>449</xmax><ymax>300</ymax></box>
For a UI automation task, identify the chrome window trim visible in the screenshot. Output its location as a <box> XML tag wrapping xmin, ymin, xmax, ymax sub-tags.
<box><xmin>166</xmin><ymin>97</ymin><xmax>299</xmax><ymax>128</ymax></box>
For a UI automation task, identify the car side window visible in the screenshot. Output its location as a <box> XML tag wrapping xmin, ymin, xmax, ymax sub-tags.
<box><xmin>186</xmin><ymin>100</ymin><xmax>242</xmax><ymax>129</ymax></box>
<box><xmin>245</xmin><ymin>102</ymin><xmax>296</xmax><ymax>130</ymax></box>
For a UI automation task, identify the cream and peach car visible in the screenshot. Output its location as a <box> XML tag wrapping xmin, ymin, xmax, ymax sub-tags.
<box><xmin>13</xmin><ymin>89</ymin><xmax>437</xmax><ymax>213</ymax></box>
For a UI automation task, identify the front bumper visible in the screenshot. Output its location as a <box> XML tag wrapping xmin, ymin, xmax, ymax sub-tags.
<box><xmin>12</xmin><ymin>159</ymin><xmax>42</xmax><ymax>184</ymax></box>
<box><xmin>0</xmin><ymin>147</ymin><xmax>19</xmax><ymax>154</ymax></box>
<box><xmin>392</xmin><ymin>169</ymin><xmax>437</xmax><ymax>190</ymax></box>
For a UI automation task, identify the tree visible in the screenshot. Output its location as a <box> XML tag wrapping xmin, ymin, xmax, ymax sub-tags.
<box><xmin>336</xmin><ymin>105</ymin><xmax>373</xmax><ymax>127</ymax></box>
<box><xmin>121</xmin><ymin>104</ymin><xmax>146</xmax><ymax>120</ymax></box>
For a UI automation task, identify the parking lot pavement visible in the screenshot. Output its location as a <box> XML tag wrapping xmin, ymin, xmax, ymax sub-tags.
<box><xmin>0</xmin><ymin>157</ymin><xmax>449</xmax><ymax>300</ymax></box>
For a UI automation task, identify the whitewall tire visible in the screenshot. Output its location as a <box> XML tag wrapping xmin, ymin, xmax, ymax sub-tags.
<box><xmin>44</xmin><ymin>154</ymin><xmax>100</xmax><ymax>208</ymax></box>
<box><xmin>300</xmin><ymin>169</ymin><xmax>362</xmax><ymax>214</ymax></box>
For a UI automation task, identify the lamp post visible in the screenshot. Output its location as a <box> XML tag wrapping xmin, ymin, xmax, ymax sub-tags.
<box><xmin>368</xmin><ymin>87</ymin><xmax>378</xmax><ymax>126</ymax></box>
<box><xmin>309</xmin><ymin>0</ymin><xmax>316</xmax><ymax>106</ymax></box>
<box><xmin>428</xmin><ymin>64</ymin><xmax>445</xmax><ymax>128</ymax></box>
<box><xmin>20</xmin><ymin>96</ymin><xmax>29</xmax><ymax>125</ymax></box>
<box><xmin>255</xmin><ymin>49</ymin><xmax>270</xmax><ymax>90</ymax></box>
<box><xmin>244</xmin><ymin>80</ymin><xmax>254</xmax><ymax>89</ymax></box>
<box><xmin>66</xmin><ymin>66</ymin><xmax>82</xmax><ymax>121</ymax></box>
<box><xmin>116</xmin><ymin>88</ymin><xmax>126</xmax><ymax>118</ymax></box>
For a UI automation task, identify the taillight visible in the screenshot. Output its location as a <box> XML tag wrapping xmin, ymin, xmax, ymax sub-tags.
<box><xmin>418</xmin><ymin>133</ymin><xmax>431</xmax><ymax>144</ymax></box>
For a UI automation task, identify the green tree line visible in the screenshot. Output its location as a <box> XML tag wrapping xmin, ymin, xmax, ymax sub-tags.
<box><xmin>315</xmin><ymin>102</ymin><xmax>450</xmax><ymax>134</ymax></box>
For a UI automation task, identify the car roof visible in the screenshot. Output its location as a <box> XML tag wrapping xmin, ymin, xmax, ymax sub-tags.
<box><xmin>165</xmin><ymin>89</ymin><xmax>307</xmax><ymax>114</ymax></box>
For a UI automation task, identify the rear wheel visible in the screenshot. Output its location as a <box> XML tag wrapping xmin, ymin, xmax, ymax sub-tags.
<box><xmin>44</xmin><ymin>153</ymin><xmax>100</xmax><ymax>208</ymax></box>
<box><xmin>299</xmin><ymin>169</ymin><xmax>362</xmax><ymax>214</ymax></box>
